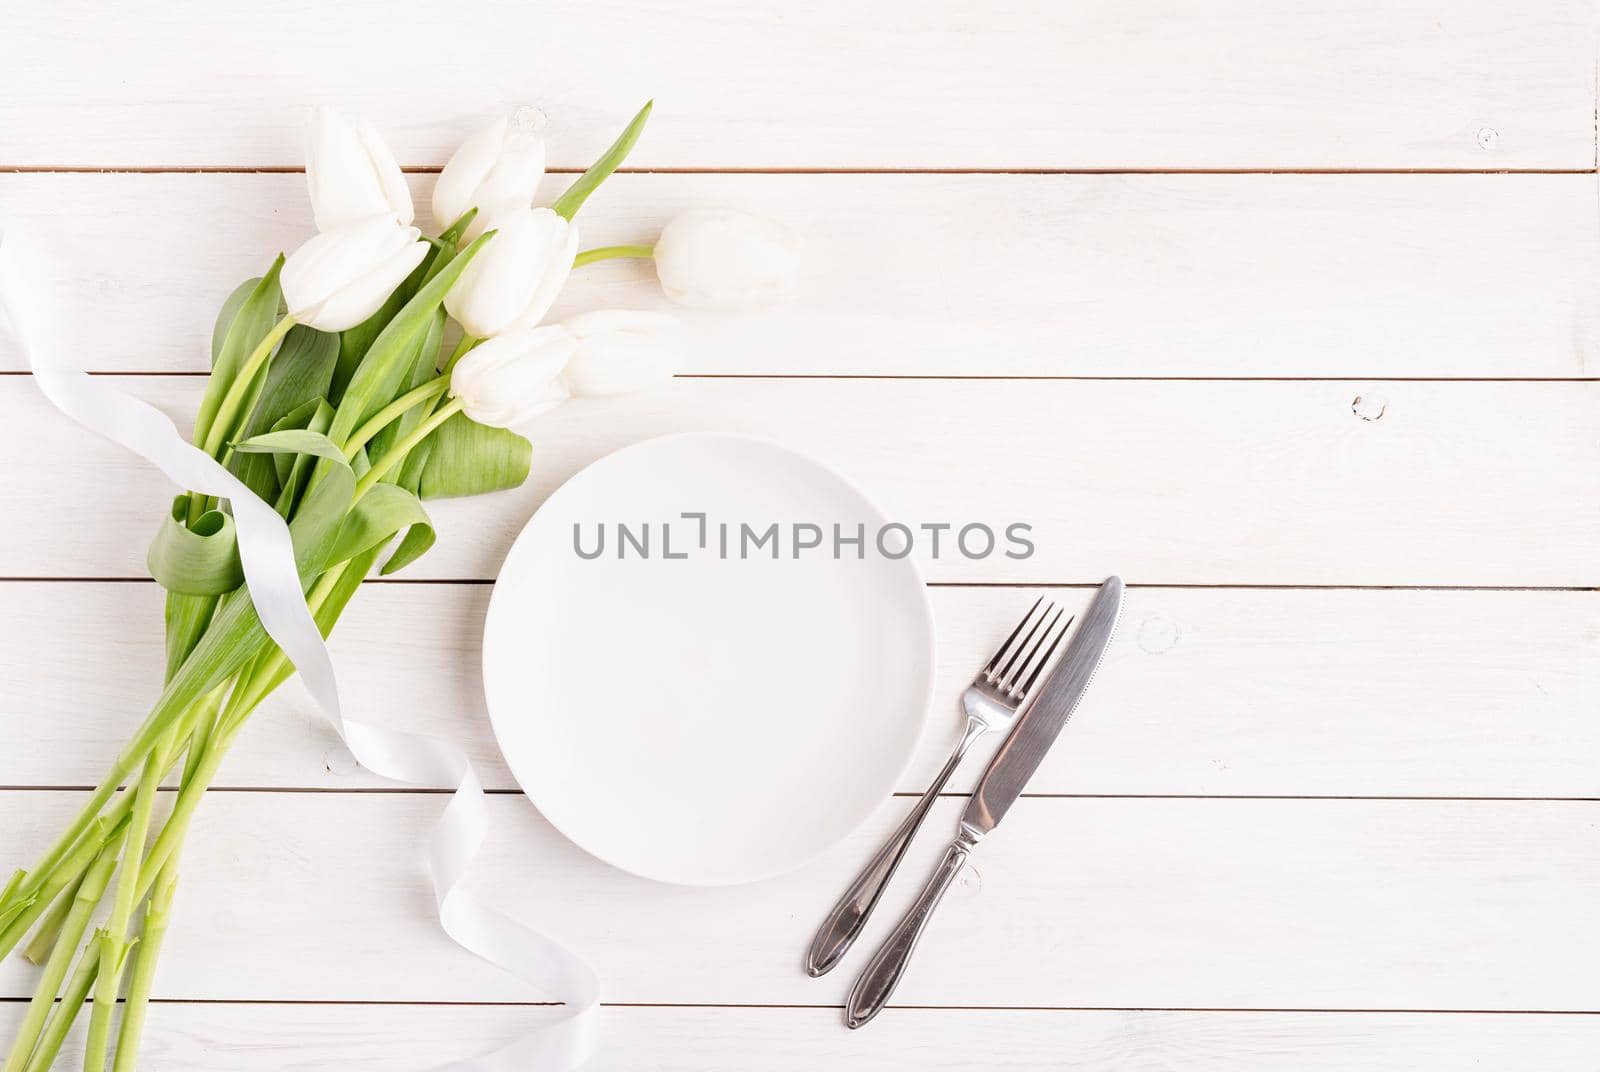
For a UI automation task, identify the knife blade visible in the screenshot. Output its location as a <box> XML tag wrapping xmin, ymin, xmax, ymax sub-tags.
<box><xmin>962</xmin><ymin>575</ymin><xmax>1123</xmax><ymax>835</ymax></box>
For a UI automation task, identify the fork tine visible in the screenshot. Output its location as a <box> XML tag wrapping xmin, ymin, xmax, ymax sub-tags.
<box><xmin>983</xmin><ymin>596</ymin><xmax>1042</xmax><ymax>676</ymax></box>
<box><xmin>1015</xmin><ymin>612</ymin><xmax>1073</xmax><ymax>697</ymax></box>
<box><xmin>995</xmin><ymin>601</ymin><xmax>1054</xmax><ymax>686</ymax></box>
<box><xmin>1000</xmin><ymin>606</ymin><xmax>1062</xmax><ymax>692</ymax></box>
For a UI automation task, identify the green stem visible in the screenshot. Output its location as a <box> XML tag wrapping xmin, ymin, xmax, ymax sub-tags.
<box><xmin>354</xmin><ymin>398</ymin><xmax>464</xmax><ymax>499</ymax></box>
<box><xmin>15</xmin><ymin>660</ymin><xmax>238</xmax><ymax>924</ymax></box>
<box><xmin>83</xmin><ymin>728</ymin><xmax>180</xmax><ymax>1070</ymax></box>
<box><xmin>184</xmin><ymin>312</ymin><xmax>296</xmax><ymax>526</ymax></box>
<box><xmin>111</xmin><ymin>866</ymin><xmax>177</xmax><ymax>1072</ymax></box>
<box><xmin>179</xmin><ymin>687</ymin><xmax>226</xmax><ymax>790</ymax></box>
<box><xmin>80</xmin><ymin>558</ymin><xmax>366</xmax><ymax>1072</ymax></box>
<box><xmin>221</xmin><ymin>564</ymin><xmax>349</xmax><ymax>726</ymax></box>
<box><xmin>200</xmin><ymin>313</ymin><xmax>296</xmax><ymax>455</ymax></box>
<box><xmin>11</xmin><ymin>775</ymin><xmax>132</xmax><ymax>918</ymax></box>
<box><xmin>2</xmin><ymin>833</ymin><xmax>124</xmax><ymax>1072</ymax></box>
<box><xmin>572</xmin><ymin>244</ymin><xmax>654</xmax><ymax>269</ymax></box>
<box><xmin>131</xmin><ymin>727</ymin><xmax>230</xmax><ymax>907</ymax></box>
<box><xmin>15</xmin><ymin>691</ymin><xmax>217</xmax><ymax>967</ymax></box>
<box><xmin>21</xmin><ymin>944</ymin><xmax>101</xmax><ymax>1072</ymax></box>
<box><xmin>441</xmin><ymin>334</ymin><xmax>479</xmax><ymax>376</ymax></box>
<box><xmin>20</xmin><ymin>879</ymin><xmax>78</xmax><ymax>966</ymax></box>
<box><xmin>0</xmin><ymin>871</ymin><xmax>26</xmax><ymax>935</ymax></box>
<box><xmin>198</xmin><ymin>314</ymin><xmax>296</xmax><ymax>459</ymax></box>
<box><xmin>0</xmin><ymin>811</ymin><xmax>130</xmax><ymax>964</ymax></box>
<box><xmin>387</xmin><ymin>335</ymin><xmax>478</xmax><ymax>485</ymax></box>
<box><xmin>132</xmin><ymin>569</ymin><xmax>348</xmax><ymax>905</ymax></box>
<box><xmin>343</xmin><ymin>376</ymin><xmax>449</xmax><ymax>460</ymax></box>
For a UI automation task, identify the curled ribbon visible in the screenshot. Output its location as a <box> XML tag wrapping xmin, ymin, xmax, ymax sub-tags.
<box><xmin>0</xmin><ymin>224</ymin><xmax>599</xmax><ymax>1070</ymax></box>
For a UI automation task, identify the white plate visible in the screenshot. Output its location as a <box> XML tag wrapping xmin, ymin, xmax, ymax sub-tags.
<box><xmin>482</xmin><ymin>433</ymin><xmax>935</xmax><ymax>886</ymax></box>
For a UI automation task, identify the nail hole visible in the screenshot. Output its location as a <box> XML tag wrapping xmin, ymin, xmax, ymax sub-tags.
<box><xmin>510</xmin><ymin>105</ymin><xmax>549</xmax><ymax>135</ymax></box>
<box><xmin>323</xmin><ymin>745</ymin><xmax>357</xmax><ymax>775</ymax></box>
<box><xmin>1351</xmin><ymin>394</ymin><xmax>1387</xmax><ymax>422</ymax></box>
<box><xmin>1138</xmin><ymin>614</ymin><xmax>1180</xmax><ymax>654</ymax></box>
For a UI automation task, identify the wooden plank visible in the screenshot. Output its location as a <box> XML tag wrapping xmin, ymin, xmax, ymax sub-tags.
<box><xmin>3</xmin><ymin>172</ymin><xmax>1597</xmax><ymax>377</ymax></box>
<box><xmin>1</xmin><ymin>793</ymin><xmax>1593</xmax><ymax>1007</ymax></box>
<box><xmin>0</xmin><ymin>377</ymin><xmax>1594</xmax><ymax>586</ymax></box>
<box><xmin>4</xmin><ymin>1004</ymin><xmax>1597</xmax><ymax>1071</ymax></box>
<box><xmin>1</xmin><ymin>584</ymin><xmax>1593</xmax><ymax>798</ymax></box>
<box><xmin>0</xmin><ymin>2</ymin><xmax>1592</xmax><ymax>169</ymax></box>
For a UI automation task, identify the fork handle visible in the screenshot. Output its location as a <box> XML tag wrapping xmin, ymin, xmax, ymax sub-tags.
<box><xmin>845</xmin><ymin>829</ymin><xmax>979</xmax><ymax>1028</ymax></box>
<box><xmin>804</xmin><ymin>717</ymin><xmax>987</xmax><ymax>978</ymax></box>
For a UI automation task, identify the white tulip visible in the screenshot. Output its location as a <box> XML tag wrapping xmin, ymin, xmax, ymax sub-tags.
<box><xmin>432</xmin><ymin>116</ymin><xmax>547</xmax><ymax>240</ymax></box>
<box><xmin>449</xmin><ymin>324</ymin><xmax>576</xmax><ymax>427</ymax></box>
<box><xmin>652</xmin><ymin>209</ymin><xmax>801</xmax><ymax>309</ymax></box>
<box><xmin>561</xmin><ymin>310</ymin><xmax>680</xmax><ymax>396</ymax></box>
<box><xmin>305</xmin><ymin>107</ymin><xmax>414</xmax><ymax>231</ymax></box>
<box><xmin>281</xmin><ymin>215</ymin><xmax>429</xmax><ymax>333</ymax></box>
<box><xmin>444</xmin><ymin>207</ymin><xmax>577</xmax><ymax>338</ymax></box>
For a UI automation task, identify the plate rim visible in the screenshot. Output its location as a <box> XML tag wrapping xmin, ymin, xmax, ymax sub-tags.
<box><xmin>480</xmin><ymin>430</ymin><xmax>937</xmax><ymax>886</ymax></box>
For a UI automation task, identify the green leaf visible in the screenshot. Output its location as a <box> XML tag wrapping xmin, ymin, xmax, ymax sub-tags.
<box><xmin>194</xmin><ymin>259</ymin><xmax>284</xmax><ymax>449</ymax></box>
<box><xmin>211</xmin><ymin>278</ymin><xmax>260</xmax><ymax>367</ymax></box>
<box><xmin>367</xmin><ymin>307</ymin><xmax>446</xmax><ymax>463</ymax></box>
<box><xmin>551</xmin><ymin>100</ymin><xmax>652</xmax><ymax>220</ymax></box>
<box><xmin>387</xmin><ymin>391</ymin><xmax>444</xmax><ymax>570</ymax></box>
<box><xmin>228</xmin><ymin>325</ymin><xmax>339</xmax><ymax>502</ymax></box>
<box><xmin>163</xmin><ymin>591</ymin><xmax>218</xmax><ymax>683</ymax></box>
<box><xmin>234</xmin><ymin>422</ymin><xmax>365</xmax><ymax>530</ymax></box>
<box><xmin>327</xmin><ymin>483</ymin><xmax>432</xmax><ymax>567</ymax></box>
<box><xmin>262</xmin><ymin>399</ymin><xmax>334</xmax><ymax>503</ymax></box>
<box><xmin>395</xmin><ymin>420</ymin><xmax>438</xmax><ymax>494</ymax></box>
<box><xmin>234</xmin><ymin>428</ymin><xmax>349</xmax><ymax>465</ymax></box>
<box><xmin>328</xmin><ymin>233</ymin><xmax>492</xmax><ymax>448</ymax></box>
<box><xmin>281</xmin><ymin>450</ymin><xmax>357</xmax><ymax>581</ymax></box>
<box><xmin>381</xmin><ymin>522</ymin><xmax>437</xmax><ymax>575</ymax></box>
<box><xmin>146</xmin><ymin>495</ymin><xmax>243</xmax><ymax>596</ymax></box>
<box><xmin>438</xmin><ymin>208</ymin><xmax>478</xmax><ymax>246</ymax></box>
<box><xmin>417</xmin><ymin>412</ymin><xmax>532</xmax><ymax>499</ymax></box>
<box><xmin>334</xmin><ymin>284</ymin><xmax>409</xmax><ymax>404</ymax></box>
<box><xmin>122</xmin><ymin>455</ymin><xmax>357</xmax><ymax>779</ymax></box>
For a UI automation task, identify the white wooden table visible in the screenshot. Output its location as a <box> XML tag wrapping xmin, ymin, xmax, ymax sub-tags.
<box><xmin>3</xmin><ymin>2</ymin><xmax>1598</xmax><ymax>1067</ymax></box>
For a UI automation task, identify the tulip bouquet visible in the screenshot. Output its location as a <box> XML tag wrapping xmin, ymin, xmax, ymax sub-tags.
<box><xmin>0</xmin><ymin>102</ymin><xmax>800</xmax><ymax>1072</ymax></box>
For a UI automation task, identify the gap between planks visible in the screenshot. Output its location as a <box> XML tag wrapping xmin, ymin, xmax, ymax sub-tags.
<box><xmin>0</xmin><ymin>578</ymin><xmax>1591</xmax><ymax>592</ymax></box>
<box><xmin>2</xmin><ymin>788</ymin><xmax>1594</xmax><ymax>804</ymax></box>
<box><xmin>2</xmin><ymin>166</ymin><xmax>1598</xmax><ymax>176</ymax></box>
<box><xmin>4</xmin><ymin>372</ymin><xmax>1599</xmax><ymax>383</ymax></box>
<box><xmin>0</xmin><ymin>998</ymin><xmax>1596</xmax><ymax>1016</ymax></box>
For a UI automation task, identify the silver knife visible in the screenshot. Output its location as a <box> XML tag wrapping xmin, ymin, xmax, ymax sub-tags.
<box><xmin>843</xmin><ymin>576</ymin><xmax>1125</xmax><ymax>1028</ymax></box>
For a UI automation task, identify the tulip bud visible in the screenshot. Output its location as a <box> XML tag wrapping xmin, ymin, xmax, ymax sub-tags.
<box><xmin>281</xmin><ymin>215</ymin><xmax>429</xmax><ymax>333</ymax></box>
<box><xmin>449</xmin><ymin>324</ymin><xmax>577</xmax><ymax>427</ymax></box>
<box><xmin>652</xmin><ymin>209</ymin><xmax>801</xmax><ymax>309</ymax></box>
<box><xmin>444</xmin><ymin>207</ymin><xmax>577</xmax><ymax>338</ymax></box>
<box><xmin>304</xmin><ymin>108</ymin><xmax>414</xmax><ymax>232</ymax></box>
<box><xmin>432</xmin><ymin>116</ymin><xmax>547</xmax><ymax>240</ymax></box>
<box><xmin>561</xmin><ymin>310</ymin><xmax>680</xmax><ymax>397</ymax></box>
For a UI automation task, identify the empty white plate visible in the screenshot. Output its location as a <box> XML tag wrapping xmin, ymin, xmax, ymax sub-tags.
<box><xmin>482</xmin><ymin>433</ymin><xmax>935</xmax><ymax>886</ymax></box>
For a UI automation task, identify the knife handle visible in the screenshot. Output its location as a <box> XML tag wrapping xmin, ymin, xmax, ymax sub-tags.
<box><xmin>844</xmin><ymin>830</ymin><xmax>978</xmax><ymax>1029</ymax></box>
<box><xmin>806</xmin><ymin>717</ymin><xmax>986</xmax><ymax>978</ymax></box>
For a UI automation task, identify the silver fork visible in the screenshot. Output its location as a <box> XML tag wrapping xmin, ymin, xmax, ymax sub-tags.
<box><xmin>804</xmin><ymin>597</ymin><xmax>1072</xmax><ymax>977</ymax></box>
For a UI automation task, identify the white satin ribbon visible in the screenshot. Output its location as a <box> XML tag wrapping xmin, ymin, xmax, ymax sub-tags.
<box><xmin>0</xmin><ymin>223</ymin><xmax>599</xmax><ymax>1070</ymax></box>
